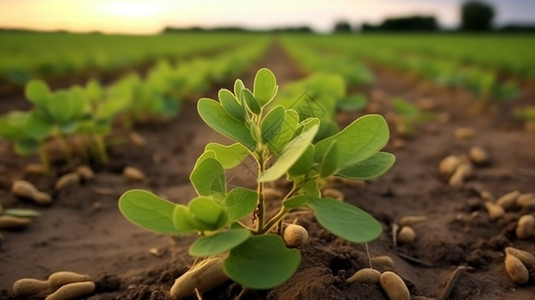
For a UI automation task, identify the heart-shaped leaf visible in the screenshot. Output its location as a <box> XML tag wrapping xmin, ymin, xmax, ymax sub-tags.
<box><xmin>205</xmin><ymin>143</ymin><xmax>250</xmax><ymax>169</ymax></box>
<box><xmin>307</xmin><ymin>197</ymin><xmax>382</xmax><ymax>243</ymax></box>
<box><xmin>224</xmin><ymin>235</ymin><xmax>301</xmax><ymax>289</ymax></box>
<box><xmin>190</xmin><ymin>157</ymin><xmax>226</xmax><ymax>197</ymax></box>
<box><xmin>189</xmin><ymin>228</ymin><xmax>250</xmax><ymax>257</ymax></box>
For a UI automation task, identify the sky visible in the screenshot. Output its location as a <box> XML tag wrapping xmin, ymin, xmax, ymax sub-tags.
<box><xmin>0</xmin><ymin>0</ymin><xmax>534</xmax><ymax>34</ymax></box>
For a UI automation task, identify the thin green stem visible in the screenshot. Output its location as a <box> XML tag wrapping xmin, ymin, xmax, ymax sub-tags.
<box><xmin>38</xmin><ymin>144</ymin><xmax>50</xmax><ymax>174</ymax></box>
<box><xmin>258</xmin><ymin>184</ymin><xmax>301</xmax><ymax>234</ymax></box>
<box><xmin>255</xmin><ymin>156</ymin><xmax>265</xmax><ymax>232</ymax></box>
<box><xmin>93</xmin><ymin>134</ymin><xmax>109</xmax><ymax>165</ymax></box>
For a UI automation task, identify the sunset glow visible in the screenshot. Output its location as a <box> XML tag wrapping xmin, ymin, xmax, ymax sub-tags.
<box><xmin>0</xmin><ymin>0</ymin><xmax>533</xmax><ymax>35</ymax></box>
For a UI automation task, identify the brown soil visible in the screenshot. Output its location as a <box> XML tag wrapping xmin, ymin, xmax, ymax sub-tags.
<box><xmin>1</xmin><ymin>41</ymin><xmax>535</xmax><ymax>300</ymax></box>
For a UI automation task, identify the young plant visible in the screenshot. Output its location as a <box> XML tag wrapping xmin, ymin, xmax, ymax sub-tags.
<box><xmin>118</xmin><ymin>68</ymin><xmax>395</xmax><ymax>292</ymax></box>
<box><xmin>392</xmin><ymin>98</ymin><xmax>434</xmax><ymax>138</ymax></box>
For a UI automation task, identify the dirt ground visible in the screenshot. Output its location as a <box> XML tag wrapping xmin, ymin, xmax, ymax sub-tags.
<box><xmin>1</xmin><ymin>42</ymin><xmax>535</xmax><ymax>300</ymax></box>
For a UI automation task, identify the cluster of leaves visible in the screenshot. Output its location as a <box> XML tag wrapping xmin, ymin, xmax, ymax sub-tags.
<box><xmin>0</xmin><ymin>79</ymin><xmax>120</xmax><ymax>168</ymax></box>
<box><xmin>119</xmin><ymin>68</ymin><xmax>395</xmax><ymax>289</ymax></box>
<box><xmin>277</xmin><ymin>73</ymin><xmax>367</xmax><ymax>141</ymax></box>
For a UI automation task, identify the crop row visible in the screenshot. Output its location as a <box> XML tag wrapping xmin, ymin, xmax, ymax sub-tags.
<box><xmin>0</xmin><ymin>32</ymin><xmax>258</xmax><ymax>85</ymax></box>
<box><xmin>287</xmin><ymin>35</ymin><xmax>523</xmax><ymax>101</ymax></box>
<box><xmin>0</xmin><ymin>37</ymin><xmax>269</xmax><ymax>170</ymax></box>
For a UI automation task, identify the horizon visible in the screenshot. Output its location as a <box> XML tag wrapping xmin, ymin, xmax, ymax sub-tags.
<box><xmin>1</xmin><ymin>0</ymin><xmax>534</xmax><ymax>35</ymax></box>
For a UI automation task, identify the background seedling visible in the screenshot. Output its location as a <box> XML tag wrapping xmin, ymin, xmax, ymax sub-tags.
<box><xmin>119</xmin><ymin>68</ymin><xmax>395</xmax><ymax>292</ymax></box>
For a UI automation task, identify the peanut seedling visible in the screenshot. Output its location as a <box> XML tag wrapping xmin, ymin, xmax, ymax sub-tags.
<box><xmin>119</xmin><ymin>68</ymin><xmax>395</xmax><ymax>294</ymax></box>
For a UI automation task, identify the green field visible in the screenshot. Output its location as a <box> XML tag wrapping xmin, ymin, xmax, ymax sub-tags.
<box><xmin>0</xmin><ymin>32</ymin><xmax>259</xmax><ymax>84</ymax></box>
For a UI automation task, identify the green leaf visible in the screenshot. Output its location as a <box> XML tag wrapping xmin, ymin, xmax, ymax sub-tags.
<box><xmin>268</xmin><ymin>109</ymin><xmax>299</xmax><ymax>155</ymax></box>
<box><xmin>119</xmin><ymin>190</ymin><xmax>193</xmax><ymax>235</ymax></box>
<box><xmin>47</xmin><ymin>91</ymin><xmax>72</xmax><ymax>124</ymax></box>
<box><xmin>336</xmin><ymin>152</ymin><xmax>395</xmax><ymax>180</ymax></box>
<box><xmin>253</xmin><ymin>68</ymin><xmax>278</xmax><ymax>107</ymax></box>
<box><xmin>25</xmin><ymin>80</ymin><xmax>50</xmax><ymax>106</ymax></box>
<box><xmin>283</xmin><ymin>195</ymin><xmax>311</xmax><ymax>209</ymax></box>
<box><xmin>314</xmin><ymin>114</ymin><xmax>389</xmax><ymax>169</ymax></box>
<box><xmin>224</xmin><ymin>235</ymin><xmax>301</xmax><ymax>289</ymax></box>
<box><xmin>287</xmin><ymin>144</ymin><xmax>314</xmax><ymax>177</ymax></box>
<box><xmin>261</xmin><ymin>106</ymin><xmax>285</xmax><ymax>146</ymax></box>
<box><xmin>259</xmin><ymin>121</ymin><xmax>319</xmax><ymax>182</ymax></box>
<box><xmin>188</xmin><ymin>197</ymin><xmax>228</xmax><ymax>231</ymax></box>
<box><xmin>172</xmin><ymin>205</ymin><xmax>197</xmax><ymax>232</ymax></box>
<box><xmin>68</xmin><ymin>86</ymin><xmax>88</xmax><ymax>118</ymax></box>
<box><xmin>219</xmin><ymin>89</ymin><xmax>245</xmax><ymax>121</ymax></box>
<box><xmin>337</xmin><ymin>94</ymin><xmax>367</xmax><ymax>111</ymax></box>
<box><xmin>307</xmin><ymin>197</ymin><xmax>382</xmax><ymax>243</ymax></box>
<box><xmin>189</xmin><ymin>228</ymin><xmax>250</xmax><ymax>257</ymax></box>
<box><xmin>4</xmin><ymin>208</ymin><xmax>41</xmax><ymax>218</ymax></box>
<box><xmin>86</xmin><ymin>79</ymin><xmax>102</xmax><ymax>102</ymax></box>
<box><xmin>25</xmin><ymin>112</ymin><xmax>53</xmax><ymax>140</ymax></box>
<box><xmin>190</xmin><ymin>157</ymin><xmax>226</xmax><ymax>197</ymax></box>
<box><xmin>198</xmin><ymin>98</ymin><xmax>256</xmax><ymax>150</ymax></box>
<box><xmin>319</xmin><ymin>141</ymin><xmax>338</xmax><ymax>178</ymax></box>
<box><xmin>299</xmin><ymin>180</ymin><xmax>320</xmax><ymax>198</ymax></box>
<box><xmin>234</xmin><ymin>79</ymin><xmax>245</xmax><ymax>99</ymax></box>
<box><xmin>14</xmin><ymin>138</ymin><xmax>39</xmax><ymax>155</ymax></box>
<box><xmin>205</xmin><ymin>143</ymin><xmax>250</xmax><ymax>169</ymax></box>
<box><xmin>241</xmin><ymin>89</ymin><xmax>261</xmax><ymax>115</ymax></box>
<box><xmin>219</xmin><ymin>188</ymin><xmax>257</xmax><ymax>222</ymax></box>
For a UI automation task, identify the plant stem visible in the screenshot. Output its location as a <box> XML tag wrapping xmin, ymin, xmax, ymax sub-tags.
<box><xmin>93</xmin><ymin>134</ymin><xmax>109</xmax><ymax>165</ymax></box>
<box><xmin>255</xmin><ymin>156</ymin><xmax>265</xmax><ymax>233</ymax></box>
<box><xmin>38</xmin><ymin>144</ymin><xmax>50</xmax><ymax>174</ymax></box>
<box><xmin>258</xmin><ymin>184</ymin><xmax>301</xmax><ymax>234</ymax></box>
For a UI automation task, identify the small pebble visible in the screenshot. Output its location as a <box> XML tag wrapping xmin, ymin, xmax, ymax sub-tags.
<box><xmin>505</xmin><ymin>254</ymin><xmax>529</xmax><ymax>284</ymax></box>
<box><xmin>516</xmin><ymin>215</ymin><xmax>535</xmax><ymax>239</ymax></box>
<box><xmin>371</xmin><ymin>256</ymin><xmax>395</xmax><ymax>272</ymax></box>
<box><xmin>24</xmin><ymin>164</ymin><xmax>47</xmax><ymax>176</ymax></box>
<box><xmin>123</xmin><ymin>167</ymin><xmax>146</xmax><ymax>182</ymax></box>
<box><xmin>496</xmin><ymin>190</ymin><xmax>520</xmax><ymax>210</ymax></box>
<box><xmin>454</xmin><ymin>127</ymin><xmax>475</xmax><ymax>140</ymax></box>
<box><xmin>439</xmin><ymin>155</ymin><xmax>461</xmax><ymax>178</ymax></box>
<box><xmin>399</xmin><ymin>216</ymin><xmax>427</xmax><ymax>227</ymax></box>
<box><xmin>379</xmin><ymin>271</ymin><xmax>410</xmax><ymax>300</ymax></box>
<box><xmin>485</xmin><ymin>202</ymin><xmax>504</xmax><ymax>220</ymax></box>
<box><xmin>346</xmin><ymin>268</ymin><xmax>381</xmax><ymax>284</ymax></box>
<box><xmin>469</xmin><ymin>146</ymin><xmax>490</xmax><ymax>165</ymax></box>
<box><xmin>55</xmin><ymin>173</ymin><xmax>80</xmax><ymax>191</ymax></box>
<box><xmin>397</xmin><ymin>226</ymin><xmax>416</xmax><ymax>244</ymax></box>
<box><xmin>76</xmin><ymin>165</ymin><xmax>94</xmax><ymax>181</ymax></box>
<box><xmin>129</xmin><ymin>132</ymin><xmax>146</xmax><ymax>147</ymax></box>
